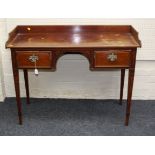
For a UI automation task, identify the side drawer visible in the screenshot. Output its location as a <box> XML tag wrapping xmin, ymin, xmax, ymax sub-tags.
<box><xmin>94</xmin><ymin>50</ymin><xmax>131</xmax><ymax>68</ymax></box>
<box><xmin>16</xmin><ymin>51</ymin><xmax>52</xmax><ymax>69</ymax></box>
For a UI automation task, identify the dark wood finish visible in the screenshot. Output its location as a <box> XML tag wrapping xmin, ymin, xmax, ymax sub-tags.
<box><xmin>11</xmin><ymin>50</ymin><xmax>22</xmax><ymax>125</ymax></box>
<box><xmin>125</xmin><ymin>49</ymin><xmax>137</xmax><ymax>125</ymax></box>
<box><xmin>6</xmin><ymin>25</ymin><xmax>141</xmax><ymax>125</ymax></box>
<box><xmin>16</xmin><ymin>51</ymin><xmax>52</xmax><ymax>69</ymax></box>
<box><xmin>94</xmin><ymin>50</ymin><xmax>131</xmax><ymax>68</ymax></box>
<box><xmin>6</xmin><ymin>25</ymin><xmax>141</xmax><ymax>48</ymax></box>
<box><xmin>23</xmin><ymin>69</ymin><xmax>30</xmax><ymax>104</ymax></box>
<box><xmin>125</xmin><ymin>68</ymin><xmax>135</xmax><ymax>125</ymax></box>
<box><xmin>120</xmin><ymin>69</ymin><xmax>125</xmax><ymax>105</ymax></box>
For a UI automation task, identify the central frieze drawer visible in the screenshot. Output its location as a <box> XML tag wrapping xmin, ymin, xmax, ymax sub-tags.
<box><xmin>16</xmin><ymin>51</ymin><xmax>52</xmax><ymax>69</ymax></box>
<box><xmin>94</xmin><ymin>50</ymin><xmax>131</xmax><ymax>68</ymax></box>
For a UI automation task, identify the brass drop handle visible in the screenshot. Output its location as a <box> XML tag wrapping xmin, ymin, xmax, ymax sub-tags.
<box><xmin>29</xmin><ymin>54</ymin><xmax>39</xmax><ymax>62</ymax></box>
<box><xmin>107</xmin><ymin>53</ymin><xmax>117</xmax><ymax>62</ymax></box>
<box><xmin>28</xmin><ymin>54</ymin><xmax>39</xmax><ymax>76</ymax></box>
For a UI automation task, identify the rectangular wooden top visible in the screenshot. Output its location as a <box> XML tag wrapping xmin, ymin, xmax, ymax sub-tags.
<box><xmin>6</xmin><ymin>25</ymin><xmax>141</xmax><ymax>49</ymax></box>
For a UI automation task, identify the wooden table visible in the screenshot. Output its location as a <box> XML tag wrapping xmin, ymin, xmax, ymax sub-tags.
<box><xmin>6</xmin><ymin>25</ymin><xmax>141</xmax><ymax>125</ymax></box>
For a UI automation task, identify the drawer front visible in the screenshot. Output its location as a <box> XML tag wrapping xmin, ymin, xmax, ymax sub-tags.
<box><xmin>94</xmin><ymin>50</ymin><xmax>131</xmax><ymax>68</ymax></box>
<box><xmin>16</xmin><ymin>51</ymin><xmax>52</xmax><ymax>68</ymax></box>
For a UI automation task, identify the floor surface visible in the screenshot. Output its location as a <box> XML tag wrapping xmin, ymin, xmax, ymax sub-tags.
<box><xmin>0</xmin><ymin>98</ymin><xmax>155</xmax><ymax>136</ymax></box>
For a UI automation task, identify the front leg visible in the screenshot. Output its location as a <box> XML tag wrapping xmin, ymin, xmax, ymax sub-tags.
<box><xmin>11</xmin><ymin>51</ymin><xmax>23</xmax><ymax>125</ymax></box>
<box><xmin>125</xmin><ymin>68</ymin><xmax>135</xmax><ymax>126</ymax></box>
